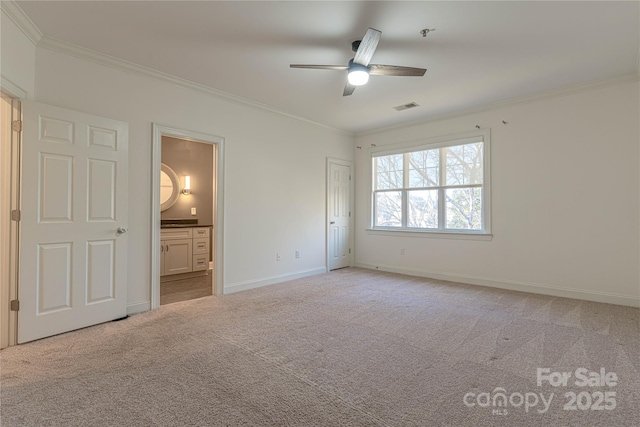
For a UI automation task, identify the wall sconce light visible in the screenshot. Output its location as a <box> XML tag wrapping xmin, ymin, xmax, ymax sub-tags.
<box><xmin>181</xmin><ymin>176</ymin><xmax>191</xmax><ymax>195</ymax></box>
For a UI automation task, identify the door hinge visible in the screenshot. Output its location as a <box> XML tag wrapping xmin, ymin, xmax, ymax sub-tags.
<box><xmin>12</xmin><ymin>120</ymin><xmax>22</xmax><ymax>133</ymax></box>
<box><xmin>349</xmin><ymin>175</ymin><xmax>351</xmax><ymax>181</ymax></box>
<box><xmin>10</xmin><ymin>300</ymin><xmax>19</xmax><ymax>312</ymax></box>
<box><xmin>349</xmin><ymin>248</ymin><xmax>351</xmax><ymax>254</ymax></box>
<box><xmin>349</xmin><ymin>211</ymin><xmax>351</xmax><ymax>217</ymax></box>
<box><xmin>11</xmin><ymin>210</ymin><xmax>20</xmax><ymax>221</ymax></box>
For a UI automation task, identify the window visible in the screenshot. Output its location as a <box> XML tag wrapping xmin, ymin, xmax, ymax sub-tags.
<box><xmin>372</xmin><ymin>134</ymin><xmax>490</xmax><ymax>234</ymax></box>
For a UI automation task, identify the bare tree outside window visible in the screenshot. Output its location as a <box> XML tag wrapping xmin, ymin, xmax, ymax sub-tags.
<box><xmin>374</xmin><ymin>154</ymin><xmax>403</xmax><ymax>227</ymax></box>
<box><xmin>373</xmin><ymin>140</ymin><xmax>485</xmax><ymax>232</ymax></box>
<box><xmin>444</xmin><ymin>143</ymin><xmax>483</xmax><ymax>230</ymax></box>
<box><xmin>375</xmin><ymin>191</ymin><xmax>402</xmax><ymax>227</ymax></box>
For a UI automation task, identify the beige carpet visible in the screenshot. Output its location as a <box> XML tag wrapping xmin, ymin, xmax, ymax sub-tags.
<box><xmin>1</xmin><ymin>268</ymin><xmax>638</xmax><ymax>426</ymax></box>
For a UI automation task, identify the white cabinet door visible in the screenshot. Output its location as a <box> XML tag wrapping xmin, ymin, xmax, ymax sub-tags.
<box><xmin>163</xmin><ymin>239</ymin><xmax>192</xmax><ymax>275</ymax></box>
<box><xmin>19</xmin><ymin>101</ymin><xmax>128</xmax><ymax>343</ymax></box>
<box><xmin>328</xmin><ymin>162</ymin><xmax>351</xmax><ymax>270</ymax></box>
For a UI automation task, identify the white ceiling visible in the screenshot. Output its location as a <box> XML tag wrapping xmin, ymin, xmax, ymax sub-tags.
<box><xmin>16</xmin><ymin>1</ymin><xmax>640</xmax><ymax>133</ymax></box>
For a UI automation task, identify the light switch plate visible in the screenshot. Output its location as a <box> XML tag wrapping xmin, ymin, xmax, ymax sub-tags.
<box><xmin>191</xmin><ymin>207</ymin><xmax>197</xmax><ymax>215</ymax></box>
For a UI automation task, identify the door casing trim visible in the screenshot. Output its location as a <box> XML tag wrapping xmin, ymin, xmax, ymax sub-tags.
<box><xmin>0</xmin><ymin>91</ymin><xmax>21</xmax><ymax>348</ymax></box>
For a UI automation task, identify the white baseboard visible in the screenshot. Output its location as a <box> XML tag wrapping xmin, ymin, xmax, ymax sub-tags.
<box><xmin>224</xmin><ymin>267</ymin><xmax>327</xmax><ymax>294</ymax></box>
<box><xmin>355</xmin><ymin>263</ymin><xmax>640</xmax><ymax>308</ymax></box>
<box><xmin>127</xmin><ymin>300</ymin><xmax>151</xmax><ymax>315</ymax></box>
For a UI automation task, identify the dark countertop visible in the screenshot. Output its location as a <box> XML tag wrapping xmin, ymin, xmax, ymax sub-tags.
<box><xmin>161</xmin><ymin>224</ymin><xmax>213</xmax><ymax>229</ymax></box>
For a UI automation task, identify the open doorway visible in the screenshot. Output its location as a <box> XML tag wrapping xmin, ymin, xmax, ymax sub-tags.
<box><xmin>151</xmin><ymin>125</ymin><xmax>224</xmax><ymax>310</ymax></box>
<box><xmin>159</xmin><ymin>137</ymin><xmax>214</xmax><ymax>305</ymax></box>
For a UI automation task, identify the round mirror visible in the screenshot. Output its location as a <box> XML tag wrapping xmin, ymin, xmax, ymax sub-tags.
<box><xmin>160</xmin><ymin>163</ymin><xmax>180</xmax><ymax>212</ymax></box>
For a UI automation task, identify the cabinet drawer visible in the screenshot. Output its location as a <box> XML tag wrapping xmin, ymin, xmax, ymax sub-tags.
<box><xmin>193</xmin><ymin>238</ymin><xmax>209</xmax><ymax>255</ymax></box>
<box><xmin>161</xmin><ymin>228</ymin><xmax>193</xmax><ymax>240</ymax></box>
<box><xmin>192</xmin><ymin>254</ymin><xmax>209</xmax><ymax>271</ymax></box>
<box><xmin>193</xmin><ymin>227</ymin><xmax>209</xmax><ymax>238</ymax></box>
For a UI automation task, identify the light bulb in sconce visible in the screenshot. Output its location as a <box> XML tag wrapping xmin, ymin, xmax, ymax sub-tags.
<box><xmin>182</xmin><ymin>176</ymin><xmax>191</xmax><ymax>195</ymax></box>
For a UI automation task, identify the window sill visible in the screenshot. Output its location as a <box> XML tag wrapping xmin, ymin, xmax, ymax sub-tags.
<box><xmin>365</xmin><ymin>228</ymin><xmax>493</xmax><ymax>241</ymax></box>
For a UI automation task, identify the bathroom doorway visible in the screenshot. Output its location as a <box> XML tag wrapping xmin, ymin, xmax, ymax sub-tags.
<box><xmin>151</xmin><ymin>125</ymin><xmax>224</xmax><ymax>309</ymax></box>
<box><xmin>160</xmin><ymin>137</ymin><xmax>214</xmax><ymax>305</ymax></box>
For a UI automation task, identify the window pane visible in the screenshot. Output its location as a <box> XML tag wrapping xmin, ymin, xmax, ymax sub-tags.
<box><xmin>375</xmin><ymin>191</ymin><xmax>402</xmax><ymax>227</ymax></box>
<box><xmin>408</xmin><ymin>149</ymin><xmax>439</xmax><ymax>188</ymax></box>
<box><xmin>375</xmin><ymin>154</ymin><xmax>403</xmax><ymax>190</ymax></box>
<box><xmin>445</xmin><ymin>142</ymin><xmax>483</xmax><ymax>186</ymax></box>
<box><xmin>408</xmin><ymin>190</ymin><xmax>438</xmax><ymax>228</ymax></box>
<box><xmin>445</xmin><ymin>187</ymin><xmax>482</xmax><ymax>230</ymax></box>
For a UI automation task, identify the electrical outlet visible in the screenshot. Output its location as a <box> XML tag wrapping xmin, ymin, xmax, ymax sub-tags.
<box><xmin>191</xmin><ymin>207</ymin><xmax>197</xmax><ymax>215</ymax></box>
<box><xmin>276</xmin><ymin>253</ymin><xmax>281</xmax><ymax>261</ymax></box>
<box><xmin>400</xmin><ymin>248</ymin><xmax>405</xmax><ymax>255</ymax></box>
<box><xmin>295</xmin><ymin>250</ymin><xmax>300</xmax><ymax>259</ymax></box>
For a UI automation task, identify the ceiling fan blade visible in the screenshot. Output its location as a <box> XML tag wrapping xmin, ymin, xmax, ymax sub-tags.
<box><xmin>369</xmin><ymin>64</ymin><xmax>427</xmax><ymax>76</ymax></box>
<box><xmin>343</xmin><ymin>82</ymin><xmax>356</xmax><ymax>96</ymax></box>
<box><xmin>353</xmin><ymin>28</ymin><xmax>381</xmax><ymax>66</ymax></box>
<box><xmin>290</xmin><ymin>64</ymin><xmax>349</xmax><ymax>71</ymax></box>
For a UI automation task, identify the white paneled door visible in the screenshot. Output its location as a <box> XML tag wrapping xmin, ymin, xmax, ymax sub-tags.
<box><xmin>19</xmin><ymin>102</ymin><xmax>128</xmax><ymax>343</ymax></box>
<box><xmin>328</xmin><ymin>161</ymin><xmax>351</xmax><ymax>270</ymax></box>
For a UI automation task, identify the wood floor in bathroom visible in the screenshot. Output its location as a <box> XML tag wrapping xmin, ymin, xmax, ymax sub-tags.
<box><xmin>160</xmin><ymin>273</ymin><xmax>213</xmax><ymax>305</ymax></box>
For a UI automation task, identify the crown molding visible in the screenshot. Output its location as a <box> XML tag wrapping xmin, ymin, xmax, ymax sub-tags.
<box><xmin>0</xmin><ymin>75</ymin><xmax>27</xmax><ymax>99</ymax></box>
<box><xmin>5</xmin><ymin>0</ymin><xmax>636</xmax><ymax>139</ymax></box>
<box><xmin>36</xmin><ymin>35</ymin><xmax>353</xmax><ymax>137</ymax></box>
<box><xmin>356</xmin><ymin>72</ymin><xmax>640</xmax><ymax>137</ymax></box>
<box><xmin>1</xmin><ymin>0</ymin><xmax>350</xmax><ymax>135</ymax></box>
<box><xmin>0</xmin><ymin>1</ymin><xmax>42</xmax><ymax>45</ymax></box>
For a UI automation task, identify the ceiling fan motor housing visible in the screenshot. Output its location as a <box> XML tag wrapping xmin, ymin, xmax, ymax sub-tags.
<box><xmin>348</xmin><ymin>58</ymin><xmax>369</xmax><ymax>72</ymax></box>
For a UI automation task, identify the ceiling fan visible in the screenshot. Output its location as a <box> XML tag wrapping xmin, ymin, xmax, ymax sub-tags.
<box><xmin>290</xmin><ymin>28</ymin><xmax>427</xmax><ymax>96</ymax></box>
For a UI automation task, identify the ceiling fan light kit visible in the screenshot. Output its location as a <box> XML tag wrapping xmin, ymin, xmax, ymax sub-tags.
<box><xmin>347</xmin><ymin>60</ymin><xmax>370</xmax><ymax>86</ymax></box>
<box><xmin>290</xmin><ymin>27</ymin><xmax>427</xmax><ymax>96</ymax></box>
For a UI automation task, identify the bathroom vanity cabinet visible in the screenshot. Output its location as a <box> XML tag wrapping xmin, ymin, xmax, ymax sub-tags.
<box><xmin>160</xmin><ymin>227</ymin><xmax>210</xmax><ymax>277</ymax></box>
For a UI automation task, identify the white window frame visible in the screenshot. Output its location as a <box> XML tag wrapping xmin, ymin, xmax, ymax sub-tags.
<box><xmin>368</xmin><ymin>129</ymin><xmax>492</xmax><ymax>240</ymax></box>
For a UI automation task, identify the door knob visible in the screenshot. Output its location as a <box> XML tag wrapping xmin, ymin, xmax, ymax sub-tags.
<box><xmin>330</xmin><ymin>221</ymin><xmax>335</xmax><ymax>224</ymax></box>
<box><xmin>117</xmin><ymin>227</ymin><xmax>128</xmax><ymax>234</ymax></box>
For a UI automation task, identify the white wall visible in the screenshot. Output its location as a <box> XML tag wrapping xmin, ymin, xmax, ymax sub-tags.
<box><xmin>355</xmin><ymin>81</ymin><xmax>640</xmax><ymax>306</ymax></box>
<box><xmin>0</xmin><ymin>6</ymin><xmax>36</xmax><ymax>97</ymax></box>
<box><xmin>33</xmin><ymin>47</ymin><xmax>354</xmax><ymax>309</ymax></box>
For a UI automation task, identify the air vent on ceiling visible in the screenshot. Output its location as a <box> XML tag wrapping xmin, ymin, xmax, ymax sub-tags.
<box><xmin>393</xmin><ymin>102</ymin><xmax>419</xmax><ymax>111</ymax></box>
